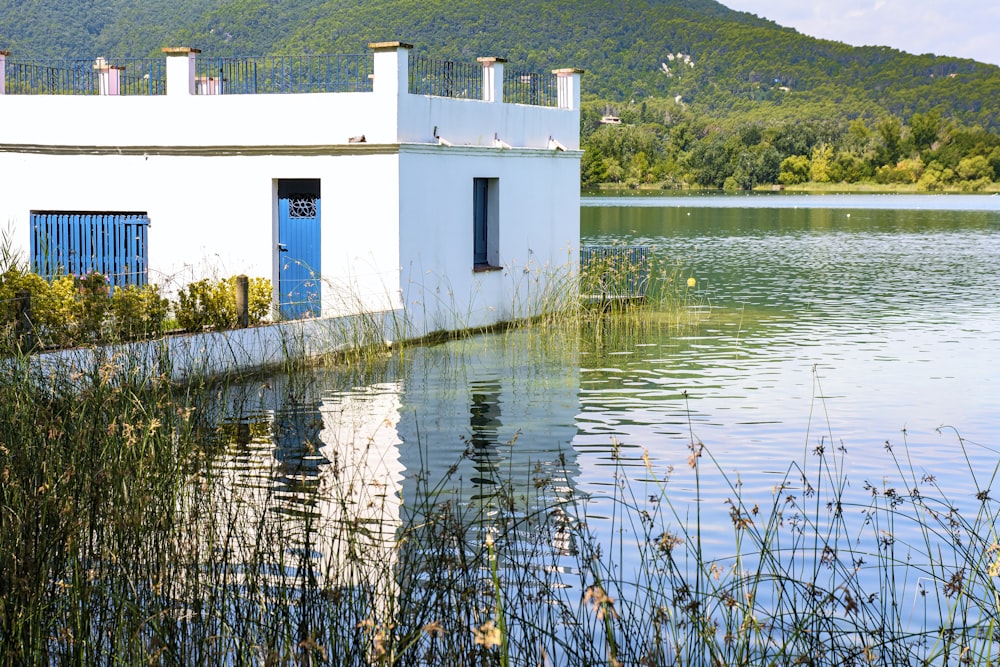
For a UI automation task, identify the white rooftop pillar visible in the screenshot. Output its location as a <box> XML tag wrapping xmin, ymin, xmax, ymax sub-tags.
<box><xmin>162</xmin><ymin>47</ymin><xmax>201</xmax><ymax>96</ymax></box>
<box><xmin>196</xmin><ymin>76</ymin><xmax>223</xmax><ymax>95</ymax></box>
<box><xmin>369</xmin><ymin>41</ymin><xmax>412</xmax><ymax>98</ymax></box>
<box><xmin>0</xmin><ymin>51</ymin><xmax>9</xmax><ymax>95</ymax></box>
<box><xmin>94</xmin><ymin>59</ymin><xmax>124</xmax><ymax>96</ymax></box>
<box><xmin>368</xmin><ymin>41</ymin><xmax>412</xmax><ymax>144</ymax></box>
<box><xmin>553</xmin><ymin>67</ymin><xmax>585</xmax><ymax>111</ymax></box>
<box><xmin>477</xmin><ymin>57</ymin><xmax>506</xmax><ymax>103</ymax></box>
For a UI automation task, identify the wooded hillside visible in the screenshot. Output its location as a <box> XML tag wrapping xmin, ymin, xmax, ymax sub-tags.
<box><xmin>4</xmin><ymin>0</ymin><xmax>1000</xmax><ymax>189</ymax></box>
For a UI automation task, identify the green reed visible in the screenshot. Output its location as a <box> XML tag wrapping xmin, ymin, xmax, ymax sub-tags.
<box><xmin>3</xmin><ymin>275</ymin><xmax>998</xmax><ymax>665</ymax></box>
<box><xmin>0</xmin><ymin>338</ymin><xmax>197</xmax><ymax>664</ymax></box>
<box><xmin>562</xmin><ymin>375</ymin><xmax>1000</xmax><ymax>667</ymax></box>
<box><xmin>499</xmin><ymin>246</ymin><xmax>704</xmax><ymax>357</ymax></box>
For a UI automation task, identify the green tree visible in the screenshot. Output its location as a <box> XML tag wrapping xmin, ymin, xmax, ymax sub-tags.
<box><xmin>909</xmin><ymin>110</ymin><xmax>942</xmax><ymax>153</ymax></box>
<box><xmin>581</xmin><ymin>147</ymin><xmax>609</xmax><ymax>187</ymax></box>
<box><xmin>876</xmin><ymin>116</ymin><xmax>904</xmax><ymax>166</ymax></box>
<box><xmin>828</xmin><ymin>151</ymin><xmax>871</xmax><ymax>183</ymax></box>
<box><xmin>732</xmin><ymin>145</ymin><xmax>780</xmax><ymax>189</ymax></box>
<box><xmin>779</xmin><ymin>155</ymin><xmax>810</xmax><ymax>185</ymax></box>
<box><xmin>956</xmin><ymin>154</ymin><xmax>994</xmax><ymax>181</ymax></box>
<box><xmin>605</xmin><ymin>158</ymin><xmax>624</xmax><ymax>183</ymax></box>
<box><xmin>810</xmin><ymin>143</ymin><xmax>834</xmax><ymax>183</ymax></box>
<box><xmin>687</xmin><ymin>134</ymin><xmax>733</xmax><ymax>188</ymax></box>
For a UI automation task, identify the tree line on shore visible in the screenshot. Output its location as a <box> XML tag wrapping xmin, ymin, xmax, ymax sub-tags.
<box><xmin>581</xmin><ymin>100</ymin><xmax>1000</xmax><ymax>191</ymax></box>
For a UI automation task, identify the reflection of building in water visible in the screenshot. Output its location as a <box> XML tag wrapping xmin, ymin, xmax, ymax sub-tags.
<box><xmin>388</xmin><ymin>333</ymin><xmax>582</xmax><ymax>638</ymax></box>
<box><xmin>468</xmin><ymin>380</ymin><xmax>502</xmax><ymax>498</ymax></box>
<box><xmin>396</xmin><ymin>332</ymin><xmax>582</xmax><ymax>554</ymax></box>
<box><xmin>185</xmin><ymin>330</ymin><xmax>580</xmax><ymax>637</ymax></box>
<box><xmin>185</xmin><ymin>377</ymin><xmax>403</xmax><ymax>621</ymax></box>
<box><xmin>315</xmin><ymin>383</ymin><xmax>404</xmax><ymax>607</ymax></box>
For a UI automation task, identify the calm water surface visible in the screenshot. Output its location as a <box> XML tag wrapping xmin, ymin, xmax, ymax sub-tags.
<box><xmin>575</xmin><ymin>196</ymin><xmax>1000</xmax><ymax>530</ymax></box>
<box><xmin>211</xmin><ymin>194</ymin><xmax>1000</xmax><ymax>612</ymax></box>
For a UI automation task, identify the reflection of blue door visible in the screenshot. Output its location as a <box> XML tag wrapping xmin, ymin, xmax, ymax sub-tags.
<box><xmin>278</xmin><ymin>180</ymin><xmax>321</xmax><ymax>319</ymax></box>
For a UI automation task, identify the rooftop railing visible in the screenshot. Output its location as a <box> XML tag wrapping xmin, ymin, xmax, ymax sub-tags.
<box><xmin>504</xmin><ymin>69</ymin><xmax>559</xmax><ymax>107</ymax></box>
<box><xmin>0</xmin><ymin>47</ymin><xmax>578</xmax><ymax>109</ymax></box>
<box><xmin>194</xmin><ymin>54</ymin><xmax>373</xmax><ymax>95</ymax></box>
<box><xmin>3</xmin><ymin>58</ymin><xmax>165</xmax><ymax>95</ymax></box>
<box><xmin>408</xmin><ymin>55</ymin><xmax>482</xmax><ymax>99</ymax></box>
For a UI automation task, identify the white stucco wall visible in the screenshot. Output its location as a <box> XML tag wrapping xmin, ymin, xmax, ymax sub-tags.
<box><xmin>397</xmin><ymin>94</ymin><xmax>580</xmax><ymax>150</ymax></box>
<box><xmin>397</xmin><ymin>144</ymin><xmax>581</xmax><ymax>336</ymax></box>
<box><xmin>0</xmin><ymin>45</ymin><xmax>581</xmax><ymax>334</ymax></box>
<box><xmin>0</xmin><ymin>148</ymin><xmax>403</xmax><ymax>317</ymax></box>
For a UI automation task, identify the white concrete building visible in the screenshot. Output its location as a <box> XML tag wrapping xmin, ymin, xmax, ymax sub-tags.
<box><xmin>0</xmin><ymin>43</ymin><xmax>582</xmax><ymax>339</ymax></box>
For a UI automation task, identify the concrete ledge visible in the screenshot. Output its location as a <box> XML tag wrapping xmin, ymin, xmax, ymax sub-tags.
<box><xmin>27</xmin><ymin>310</ymin><xmax>401</xmax><ymax>386</ymax></box>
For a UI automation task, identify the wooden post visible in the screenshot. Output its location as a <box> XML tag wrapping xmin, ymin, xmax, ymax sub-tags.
<box><xmin>14</xmin><ymin>289</ymin><xmax>34</xmax><ymax>350</ymax></box>
<box><xmin>234</xmin><ymin>275</ymin><xmax>249</xmax><ymax>328</ymax></box>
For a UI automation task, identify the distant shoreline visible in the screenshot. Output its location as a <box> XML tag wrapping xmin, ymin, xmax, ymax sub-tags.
<box><xmin>585</xmin><ymin>181</ymin><xmax>1000</xmax><ymax>195</ymax></box>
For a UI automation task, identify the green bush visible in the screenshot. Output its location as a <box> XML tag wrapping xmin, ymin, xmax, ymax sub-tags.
<box><xmin>0</xmin><ymin>269</ymin><xmax>78</xmax><ymax>347</ymax></box>
<box><xmin>110</xmin><ymin>283</ymin><xmax>169</xmax><ymax>342</ymax></box>
<box><xmin>176</xmin><ymin>276</ymin><xmax>273</xmax><ymax>333</ymax></box>
<box><xmin>3</xmin><ymin>266</ymin><xmax>266</xmax><ymax>347</ymax></box>
<box><xmin>75</xmin><ymin>272</ymin><xmax>112</xmax><ymax>343</ymax></box>
<box><xmin>247</xmin><ymin>277</ymin><xmax>273</xmax><ymax>324</ymax></box>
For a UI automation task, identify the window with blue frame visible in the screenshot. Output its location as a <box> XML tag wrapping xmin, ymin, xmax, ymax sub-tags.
<box><xmin>30</xmin><ymin>211</ymin><xmax>150</xmax><ymax>287</ymax></box>
<box><xmin>473</xmin><ymin>177</ymin><xmax>499</xmax><ymax>270</ymax></box>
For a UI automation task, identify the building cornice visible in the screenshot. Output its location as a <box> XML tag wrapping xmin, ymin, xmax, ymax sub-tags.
<box><xmin>398</xmin><ymin>143</ymin><xmax>583</xmax><ymax>158</ymax></box>
<box><xmin>0</xmin><ymin>142</ymin><xmax>583</xmax><ymax>158</ymax></box>
<box><xmin>0</xmin><ymin>144</ymin><xmax>403</xmax><ymax>157</ymax></box>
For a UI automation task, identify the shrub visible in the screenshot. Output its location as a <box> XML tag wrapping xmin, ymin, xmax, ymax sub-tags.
<box><xmin>247</xmin><ymin>277</ymin><xmax>273</xmax><ymax>324</ymax></box>
<box><xmin>778</xmin><ymin>154</ymin><xmax>810</xmax><ymax>185</ymax></box>
<box><xmin>176</xmin><ymin>276</ymin><xmax>273</xmax><ymax>333</ymax></box>
<box><xmin>0</xmin><ymin>269</ymin><xmax>77</xmax><ymax>347</ymax></box>
<box><xmin>75</xmin><ymin>272</ymin><xmax>112</xmax><ymax>343</ymax></box>
<box><xmin>110</xmin><ymin>284</ymin><xmax>169</xmax><ymax>341</ymax></box>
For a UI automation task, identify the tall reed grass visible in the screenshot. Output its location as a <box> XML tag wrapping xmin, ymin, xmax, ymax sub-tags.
<box><xmin>4</xmin><ymin>251</ymin><xmax>997</xmax><ymax>665</ymax></box>
<box><xmin>0</xmin><ymin>340</ymin><xmax>198</xmax><ymax>664</ymax></box>
<box><xmin>4</xmin><ymin>326</ymin><xmax>998</xmax><ymax>666</ymax></box>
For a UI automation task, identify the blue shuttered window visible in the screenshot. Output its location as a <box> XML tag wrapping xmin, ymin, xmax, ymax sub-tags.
<box><xmin>30</xmin><ymin>211</ymin><xmax>150</xmax><ymax>288</ymax></box>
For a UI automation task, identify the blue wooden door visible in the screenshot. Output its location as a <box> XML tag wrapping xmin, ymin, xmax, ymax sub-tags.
<box><xmin>278</xmin><ymin>181</ymin><xmax>321</xmax><ymax>319</ymax></box>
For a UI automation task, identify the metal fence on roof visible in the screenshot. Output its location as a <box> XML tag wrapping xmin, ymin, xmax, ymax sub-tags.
<box><xmin>2</xmin><ymin>52</ymin><xmax>563</xmax><ymax>105</ymax></box>
<box><xmin>408</xmin><ymin>55</ymin><xmax>483</xmax><ymax>99</ymax></box>
<box><xmin>195</xmin><ymin>54</ymin><xmax>374</xmax><ymax>95</ymax></box>
<box><xmin>504</xmin><ymin>69</ymin><xmax>558</xmax><ymax>107</ymax></box>
<box><xmin>3</xmin><ymin>58</ymin><xmax>165</xmax><ymax>95</ymax></box>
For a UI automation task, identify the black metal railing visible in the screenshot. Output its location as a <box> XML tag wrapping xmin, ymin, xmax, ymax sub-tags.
<box><xmin>2</xmin><ymin>52</ymin><xmax>564</xmax><ymax>106</ymax></box>
<box><xmin>504</xmin><ymin>69</ymin><xmax>559</xmax><ymax>107</ymax></box>
<box><xmin>3</xmin><ymin>58</ymin><xmax>165</xmax><ymax>95</ymax></box>
<box><xmin>408</xmin><ymin>55</ymin><xmax>482</xmax><ymax>99</ymax></box>
<box><xmin>195</xmin><ymin>54</ymin><xmax>373</xmax><ymax>95</ymax></box>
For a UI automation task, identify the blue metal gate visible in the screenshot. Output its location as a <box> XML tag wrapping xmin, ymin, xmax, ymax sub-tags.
<box><xmin>277</xmin><ymin>180</ymin><xmax>321</xmax><ymax>319</ymax></box>
<box><xmin>30</xmin><ymin>211</ymin><xmax>149</xmax><ymax>288</ymax></box>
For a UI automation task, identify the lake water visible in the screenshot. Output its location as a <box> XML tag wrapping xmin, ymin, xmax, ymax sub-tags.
<box><xmin>207</xmin><ymin>194</ymin><xmax>1000</xmax><ymax>643</ymax></box>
